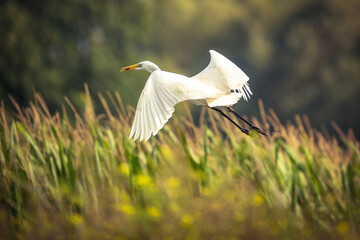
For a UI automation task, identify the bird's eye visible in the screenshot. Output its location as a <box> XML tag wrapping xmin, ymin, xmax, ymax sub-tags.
<box><xmin>138</xmin><ymin>64</ymin><xmax>142</xmax><ymax>67</ymax></box>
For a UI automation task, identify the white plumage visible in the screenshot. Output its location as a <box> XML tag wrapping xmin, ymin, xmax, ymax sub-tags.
<box><xmin>120</xmin><ymin>50</ymin><xmax>252</xmax><ymax>141</ymax></box>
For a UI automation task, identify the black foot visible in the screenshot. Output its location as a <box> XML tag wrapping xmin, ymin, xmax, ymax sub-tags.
<box><xmin>251</xmin><ymin>126</ymin><xmax>267</xmax><ymax>136</ymax></box>
<box><xmin>227</xmin><ymin>107</ymin><xmax>267</xmax><ymax>137</ymax></box>
<box><xmin>242</xmin><ymin>128</ymin><xmax>250</xmax><ymax>135</ymax></box>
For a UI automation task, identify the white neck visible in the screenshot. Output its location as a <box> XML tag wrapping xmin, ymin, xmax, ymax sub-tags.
<box><xmin>138</xmin><ymin>61</ymin><xmax>161</xmax><ymax>73</ymax></box>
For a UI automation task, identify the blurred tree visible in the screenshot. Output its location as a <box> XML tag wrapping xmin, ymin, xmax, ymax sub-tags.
<box><xmin>1</xmin><ymin>0</ymin><xmax>360</xmax><ymax>136</ymax></box>
<box><xmin>0</xmin><ymin>0</ymin><xmax>151</xmax><ymax>110</ymax></box>
<box><xmin>146</xmin><ymin>0</ymin><xmax>360</xmax><ymax>136</ymax></box>
<box><xmin>231</xmin><ymin>0</ymin><xmax>360</xmax><ymax>135</ymax></box>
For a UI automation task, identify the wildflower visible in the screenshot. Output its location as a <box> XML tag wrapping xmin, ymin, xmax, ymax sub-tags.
<box><xmin>116</xmin><ymin>204</ymin><xmax>136</xmax><ymax>215</ymax></box>
<box><xmin>252</xmin><ymin>193</ymin><xmax>264</xmax><ymax>206</ymax></box>
<box><xmin>166</xmin><ymin>177</ymin><xmax>180</xmax><ymax>188</ymax></box>
<box><xmin>134</xmin><ymin>174</ymin><xmax>153</xmax><ymax>188</ymax></box>
<box><xmin>68</xmin><ymin>213</ymin><xmax>83</xmax><ymax>225</ymax></box>
<box><xmin>161</xmin><ymin>144</ymin><xmax>173</xmax><ymax>160</ymax></box>
<box><xmin>118</xmin><ymin>164</ymin><xmax>129</xmax><ymax>176</ymax></box>
<box><xmin>146</xmin><ymin>206</ymin><xmax>162</xmax><ymax>219</ymax></box>
<box><xmin>336</xmin><ymin>222</ymin><xmax>349</xmax><ymax>234</ymax></box>
<box><xmin>181</xmin><ymin>214</ymin><xmax>194</xmax><ymax>228</ymax></box>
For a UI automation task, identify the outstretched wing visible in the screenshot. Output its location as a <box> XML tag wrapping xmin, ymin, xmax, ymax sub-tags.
<box><xmin>192</xmin><ymin>50</ymin><xmax>252</xmax><ymax>106</ymax></box>
<box><xmin>130</xmin><ymin>71</ymin><xmax>220</xmax><ymax>141</ymax></box>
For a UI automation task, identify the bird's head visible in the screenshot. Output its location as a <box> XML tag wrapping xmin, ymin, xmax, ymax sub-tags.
<box><xmin>120</xmin><ymin>61</ymin><xmax>160</xmax><ymax>73</ymax></box>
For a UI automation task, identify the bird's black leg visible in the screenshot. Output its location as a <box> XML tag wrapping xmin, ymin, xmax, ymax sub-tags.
<box><xmin>227</xmin><ymin>107</ymin><xmax>267</xmax><ymax>136</ymax></box>
<box><xmin>209</xmin><ymin>107</ymin><xmax>249</xmax><ymax>135</ymax></box>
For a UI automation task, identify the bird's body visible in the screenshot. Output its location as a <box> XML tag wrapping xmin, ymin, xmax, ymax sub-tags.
<box><xmin>120</xmin><ymin>50</ymin><xmax>264</xmax><ymax>141</ymax></box>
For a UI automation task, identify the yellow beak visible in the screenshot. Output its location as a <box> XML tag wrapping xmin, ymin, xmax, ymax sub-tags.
<box><xmin>120</xmin><ymin>64</ymin><xmax>139</xmax><ymax>72</ymax></box>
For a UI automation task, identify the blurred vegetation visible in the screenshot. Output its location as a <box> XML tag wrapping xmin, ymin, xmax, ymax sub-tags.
<box><xmin>1</xmin><ymin>0</ymin><xmax>360</xmax><ymax>136</ymax></box>
<box><xmin>1</xmin><ymin>1</ymin><xmax>360</xmax><ymax>238</ymax></box>
<box><xmin>0</xmin><ymin>91</ymin><xmax>359</xmax><ymax>239</ymax></box>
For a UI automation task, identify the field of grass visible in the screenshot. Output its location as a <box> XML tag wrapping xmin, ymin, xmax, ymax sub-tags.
<box><xmin>0</xmin><ymin>88</ymin><xmax>359</xmax><ymax>239</ymax></box>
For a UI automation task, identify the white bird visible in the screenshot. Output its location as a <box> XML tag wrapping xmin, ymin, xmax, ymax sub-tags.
<box><xmin>120</xmin><ymin>50</ymin><xmax>266</xmax><ymax>141</ymax></box>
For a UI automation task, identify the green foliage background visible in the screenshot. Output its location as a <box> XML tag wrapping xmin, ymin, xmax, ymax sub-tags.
<box><xmin>1</xmin><ymin>0</ymin><xmax>360</xmax><ymax>133</ymax></box>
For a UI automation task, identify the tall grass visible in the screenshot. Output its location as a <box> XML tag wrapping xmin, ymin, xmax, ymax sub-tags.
<box><xmin>0</xmin><ymin>87</ymin><xmax>359</xmax><ymax>239</ymax></box>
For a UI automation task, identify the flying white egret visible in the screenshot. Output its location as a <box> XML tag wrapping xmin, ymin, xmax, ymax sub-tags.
<box><xmin>120</xmin><ymin>50</ymin><xmax>266</xmax><ymax>141</ymax></box>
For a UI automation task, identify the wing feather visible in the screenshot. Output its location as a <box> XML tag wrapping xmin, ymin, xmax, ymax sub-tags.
<box><xmin>147</xmin><ymin>103</ymin><xmax>157</xmax><ymax>137</ymax></box>
<box><xmin>153</xmin><ymin>98</ymin><xmax>166</xmax><ymax>125</ymax></box>
<box><xmin>159</xmin><ymin>89</ymin><xmax>174</xmax><ymax>107</ymax></box>
<box><xmin>139</xmin><ymin>110</ymin><xmax>145</xmax><ymax>141</ymax></box>
<box><xmin>149</xmin><ymin>101</ymin><xmax>161</xmax><ymax>132</ymax></box>
<box><xmin>144</xmin><ymin>105</ymin><xmax>151</xmax><ymax>141</ymax></box>
<box><xmin>192</xmin><ymin>50</ymin><xmax>252</xmax><ymax>106</ymax></box>
<box><xmin>129</xmin><ymin>70</ymin><xmax>220</xmax><ymax>141</ymax></box>
<box><xmin>133</xmin><ymin>113</ymin><xmax>140</xmax><ymax>140</ymax></box>
<box><xmin>129</xmin><ymin>113</ymin><xmax>136</xmax><ymax>137</ymax></box>
<box><xmin>153</xmin><ymin>88</ymin><xmax>168</xmax><ymax>122</ymax></box>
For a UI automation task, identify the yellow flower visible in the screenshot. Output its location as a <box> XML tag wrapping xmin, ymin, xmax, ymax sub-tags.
<box><xmin>146</xmin><ymin>206</ymin><xmax>162</xmax><ymax>219</ymax></box>
<box><xmin>181</xmin><ymin>214</ymin><xmax>194</xmax><ymax>228</ymax></box>
<box><xmin>134</xmin><ymin>174</ymin><xmax>153</xmax><ymax>188</ymax></box>
<box><xmin>118</xmin><ymin>164</ymin><xmax>129</xmax><ymax>176</ymax></box>
<box><xmin>252</xmin><ymin>193</ymin><xmax>264</xmax><ymax>206</ymax></box>
<box><xmin>116</xmin><ymin>204</ymin><xmax>136</xmax><ymax>215</ymax></box>
<box><xmin>161</xmin><ymin>144</ymin><xmax>173</xmax><ymax>160</ymax></box>
<box><xmin>166</xmin><ymin>177</ymin><xmax>180</xmax><ymax>188</ymax></box>
<box><xmin>68</xmin><ymin>213</ymin><xmax>83</xmax><ymax>225</ymax></box>
<box><xmin>336</xmin><ymin>222</ymin><xmax>349</xmax><ymax>234</ymax></box>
